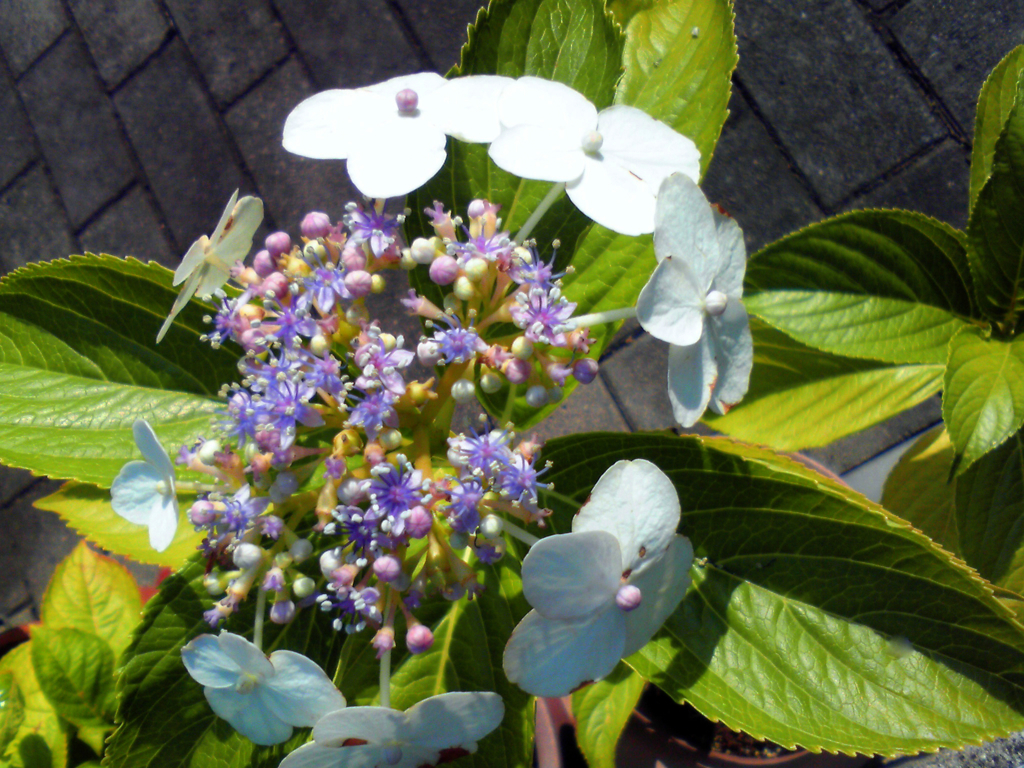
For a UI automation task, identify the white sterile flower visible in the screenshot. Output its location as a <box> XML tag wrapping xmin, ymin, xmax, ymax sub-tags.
<box><xmin>503</xmin><ymin>460</ymin><xmax>693</xmax><ymax>698</ymax></box>
<box><xmin>635</xmin><ymin>174</ymin><xmax>753</xmax><ymax>427</ymax></box>
<box><xmin>110</xmin><ymin>419</ymin><xmax>179</xmax><ymax>552</ymax></box>
<box><xmin>283</xmin><ymin>73</ymin><xmax>512</xmax><ymax>199</ymax></box>
<box><xmin>181</xmin><ymin>631</ymin><xmax>345</xmax><ymax>747</ymax></box>
<box><xmin>157</xmin><ymin>190</ymin><xmax>264</xmax><ymax>343</ymax></box>
<box><xmin>278</xmin><ymin>692</ymin><xmax>504</xmax><ymax>768</ymax></box>
<box><xmin>488</xmin><ymin>77</ymin><xmax>701</xmax><ymax>236</ymax></box>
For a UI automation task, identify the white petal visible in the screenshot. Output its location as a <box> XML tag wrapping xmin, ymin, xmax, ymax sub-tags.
<box><xmin>194</xmin><ymin>262</ymin><xmax>233</xmax><ymax>299</ymax></box>
<box><xmin>708</xmin><ymin>302</ymin><xmax>752</xmax><ymax>416</ymax></box>
<box><xmin>110</xmin><ymin>462</ymin><xmax>165</xmax><ymax>526</ymax></box>
<box><xmin>572</xmin><ymin>460</ymin><xmax>681</xmax><ymax>576</ymax></box>
<box><xmin>424</xmin><ymin>75</ymin><xmax>514</xmax><ymax>142</ymax></box>
<box><xmin>158</xmin><ymin>263</ymin><xmax>204</xmax><ymax>343</ymax></box>
<box><xmin>497</xmin><ymin>77</ymin><xmax>597</xmax><ymax>137</ymax></box>
<box><xmin>283</xmin><ymin>89</ymin><xmax>380</xmax><ymax>160</ymax></box>
<box><xmin>667</xmin><ymin>330</ymin><xmax>717</xmax><ymax>428</ymax></box>
<box><xmin>521</xmin><ymin>530</ymin><xmax>620</xmax><ymax>620</ymax></box>
<box><xmin>263</xmin><ymin>650</ymin><xmax>346</xmax><ymax>727</ymax></box>
<box><xmin>503</xmin><ymin>609</ymin><xmax>625</xmax><ymax>698</ymax></box>
<box><xmin>488</xmin><ymin>124</ymin><xmax>585</xmax><ymax>183</ymax></box>
<box><xmin>181</xmin><ymin>634</ymin><xmax>242</xmax><ymax>688</ymax></box>
<box><xmin>216</xmin><ymin>631</ymin><xmax>274</xmax><ymax>678</ymax></box>
<box><xmin>621</xmin><ymin>536</ymin><xmax>694</xmax><ymax>658</ymax></box>
<box><xmin>712</xmin><ymin>209</ymin><xmax>746</xmax><ymax>299</ymax></box>
<box><xmin>147</xmin><ymin>493</ymin><xmax>178</xmax><ymax>552</ymax></box>
<box><xmin>566</xmin><ymin>157</ymin><xmax>656</xmax><ymax>235</ymax></box>
<box><xmin>205</xmin><ymin>686</ymin><xmax>293</xmax><ymax>746</ymax></box>
<box><xmin>211</xmin><ymin>195</ymin><xmax>264</xmax><ymax>265</ymax></box>
<box><xmin>173</xmin><ymin>236</ymin><xmax>209</xmax><ymax>286</ymax></box>
<box><xmin>346</xmin><ymin>120</ymin><xmax>447</xmax><ymax>199</ymax></box>
<box><xmin>279</xmin><ymin>742</ymin><xmax>370</xmax><ymax>768</ymax></box>
<box><xmin>314</xmin><ymin>707</ymin><xmax>408</xmax><ymax>747</ymax></box>
<box><xmin>654</xmin><ymin>174</ymin><xmax>722</xmax><ymax>291</ymax></box>
<box><xmin>363</xmin><ymin>72</ymin><xmax>447</xmax><ymax>100</ymax></box>
<box><xmin>597</xmin><ymin>106</ymin><xmax>700</xmax><ymax>195</ymax></box>
<box><xmin>132</xmin><ymin>419</ymin><xmax>174</xmax><ymax>478</ymax></box>
<box><xmin>405</xmin><ymin>692</ymin><xmax>504</xmax><ymax>751</ymax></box>
<box><xmin>635</xmin><ymin>256</ymin><xmax>706</xmax><ymax>347</ymax></box>
<box><xmin>208</xmin><ymin>189</ymin><xmax>240</xmax><ymax>244</ymax></box>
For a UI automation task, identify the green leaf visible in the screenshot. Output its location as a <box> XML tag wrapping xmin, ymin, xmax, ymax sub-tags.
<box><xmin>0</xmin><ymin>255</ymin><xmax>237</xmax><ymax>486</ymax></box>
<box><xmin>0</xmin><ymin>643</ymin><xmax>66</xmax><ymax>768</ymax></box>
<box><xmin>967</xmin><ymin>69</ymin><xmax>1024</xmax><ymax>325</ymax></box>
<box><xmin>956</xmin><ymin>430</ymin><xmax>1024</xmax><ymax>594</ymax></box>
<box><xmin>39</xmin><ymin>541</ymin><xmax>143</xmax><ymax>660</ymax></box>
<box><xmin>33</xmin><ymin>482</ymin><xmax>201</xmax><ymax>569</ymax></box>
<box><xmin>30</xmin><ymin>628</ymin><xmax>115</xmax><ymax>731</ymax></box>
<box><xmin>943</xmin><ymin>327</ymin><xmax>1024</xmax><ymax>473</ymax></box>
<box><xmin>881</xmin><ymin>426</ymin><xmax>960</xmax><ymax>555</ymax></box>
<box><xmin>704</xmin><ymin>318</ymin><xmax>944</xmax><ymax>449</ymax></box>
<box><xmin>970</xmin><ymin>46</ymin><xmax>1024</xmax><ymax>212</ymax></box>
<box><xmin>745</xmin><ymin>210</ymin><xmax>976</xmax><ymax>364</ymax></box>
<box><xmin>0</xmin><ymin>671</ymin><xmax>26</xmax><ymax>756</ymax></box>
<box><xmin>105</xmin><ymin>561</ymin><xmax>343</xmax><ymax>768</ymax></box>
<box><xmin>615</xmin><ymin>0</ymin><xmax>737</xmax><ymax>177</ymax></box>
<box><xmin>572</xmin><ymin>663</ymin><xmax>645</xmax><ymax>768</ymax></box>
<box><xmin>538</xmin><ymin>432</ymin><xmax>1024</xmax><ymax>755</ymax></box>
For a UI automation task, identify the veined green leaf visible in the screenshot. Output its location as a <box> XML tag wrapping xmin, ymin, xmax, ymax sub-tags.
<box><xmin>539</xmin><ymin>432</ymin><xmax>1024</xmax><ymax>755</ymax></box>
<box><xmin>881</xmin><ymin>426</ymin><xmax>959</xmax><ymax>555</ymax></box>
<box><xmin>704</xmin><ymin>318</ymin><xmax>943</xmax><ymax>449</ymax></box>
<box><xmin>572</xmin><ymin>663</ymin><xmax>645</xmax><ymax>768</ymax></box>
<box><xmin>0</xmin><ymin>255</ymin><xmax>236</xmax><ymax>486</ymax></box>
<box><xmin>943</xmin><ymin>327</ymin><xmax>1024</xmax><ymax>473</ymax></box>
<box><xmin>0</xmin><ymin>671</ymin><xmax>26</xmax><ymax>756</ymax></box>
<box><xmin>40</xmin><ymin>541</ymin><xmax>143</xmax><ymax>659</ymax></box>
<box><xmin>745</xmin><ymin>210</ymin><xmax>976</xmax><ymax>364</ymax></box>
<box><xmin>970</xmin><ymin>46</ymin><xmax>1024</xmax><ymax>212</ymax></box>
<box><xmin>967</xmin><ymin>69</ymin><xmax>1024</xmax><ymax>325</ymax></box>
<box><xmin>31</xmin><ymin>627</ymin><xmax>115</xmax><ymax>731</ymax></box>
<box><xmin>0</xmin><ymin>643</ymin><xmax>66</xmax><ymax>768</ymax></box>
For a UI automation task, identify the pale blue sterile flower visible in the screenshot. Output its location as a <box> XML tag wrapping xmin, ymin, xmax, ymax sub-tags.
<box><xmin>181</xmin><ymin>630</ymin><xmax>346</xmax><ymax>746</ymax></box>
<box><xmin>502</xmin><ymin>460</ymin><xmax>693</xmax><ymax>698</ymax></box>
<box><xmin>110</xmin><ymin>419</ymin><xmax>179</xmax><ymax>552</ymax></box>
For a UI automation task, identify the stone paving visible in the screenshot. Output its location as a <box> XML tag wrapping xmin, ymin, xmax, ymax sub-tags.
<box><xmin>0</xmin><ymin>0</ymin><xmax>1022</xmax><ymax>759</ymax></box>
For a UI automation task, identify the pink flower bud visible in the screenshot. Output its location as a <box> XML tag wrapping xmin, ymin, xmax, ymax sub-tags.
<box><xmin>301</xmin><ymin>211</ymin><xmax>333</xmax><ymax>239</ymax></box>
<box><xmin>572</xmin><ymin>357</ymin><xmax>599</xmax><ymax>384</ymax></box>
<box><xmin>270</xmin><ymin>600</ymin><xmax>295</xmax><ymax>624</ymax></box>
<box><xmin>503</xmin><ymin>357</ymin><xmax>532</xmax><ymax>384</ymax></box>
<box><xmin>373</xmin><ymin>555</ymin><xmax>403</xmax><ymax>583</ymax></box>
<box><xmin>264</xmin><ymin>231</ymin><xmax>292</xmax><ymax>259</ymax></box>
<box><xmin>467</xmin><ymin>199</ymin><xmax>486</xmax><ymax>219</ymax></box>
<box><xmin>615</xmin><ymin>584</ymin><xmax>642</xmax><ymax>612</ymax></box>
<box><xmin>406</xmin><ymin>624</ymin><xmax>434</xmax><ymax>654</ymax></box>
<box><xmin>373</xmin><ymin>627</ymin><xmax>396</xmax><ymax>659</ymax></box>
<box><xmin>252</xmin><ymin>249</ymin><xmax>276</xmax><ymax>278</ymax></box>
<box><xmin>406</xmin><ymin>505</ymin><xmax>433</xmax><ymax>538</ymax></box>
<box><xmin>239</xmin><ymin>327</ymin><xmax>266</xmax><ymax>352</ymax></box>
<box><xmin>395</xmin><ymin>88</ymin><xmax>418</xmax><ymax>112</ymax></box>
<box><xmin>259</xmin><ymin>271</ymin><xmax>289</xmax><ymax>299</ymax></box>
<box><xmin>189</xmin><ymin>500</ymin><xmax>216</xmax><ymax>526</ymax></box>
<box><xmin>429</xmin><ymin>255</ymin><xmax>459</xmax><ymax>285</ymax></box>
<box><xmin>341</xmin><ymin>244</ymin><xmax>367</xmax><ymax>271</ymax></box>
<box><xmin>417</xmin><ymin>340</ymin><xmax>441</xmax><ymax>367</ymax></box>
<box><xmin>332</xmin><ymin>564</ymin><xmax>359</xmax><ymax>587</ymax></box>
<box><xmin>344</xmin><ymin>269</ymin><xmax>373</xmax><ymax>298</ymax></box>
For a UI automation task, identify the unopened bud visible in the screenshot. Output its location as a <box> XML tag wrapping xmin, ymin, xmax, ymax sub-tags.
<box><xmin>197</xmin><ymin>439</ymin><xmax>221</xmax><ymax>465</ymax></box>
<box><xmin>406</xmin><ymin>505</ymin><xmax>433</xmax><ymax>538</ymax></box>
<box><xmin>451</xmin><ymin>379</ymin><xmax>476</xmax><ymax>404</ymax></box>
<box><xmin>320</xmin><ymin>548</ymin><xmax>344</xmax><ymax>577</ymax></box>
<box><xmin>463</xmin><ymin>257</ymin><xmax>488</xmax><ymax>283</ymax></box>
<box><xmin>203</xmin><ymin>573</ymin><xmax>223</xmax><ymax>596</ymax></box>
<box><xmin>410</xmin><ymin>238</ymin><xmax>436</xmax><ymax>265</ymax></box>
<box><xmin>525</xmin><ymin>385</ymin><xmax>549</xmax><ymax>408</ymax></box>
<box><xmin>406</xmin><ymin>624</ymin><xmax>434</xmax><ymax>654</ymax></box>
<box><xmin>449</xmin><ymin>530</ymin><xmax>469</xmax><ymax>550</ymax></box>
<box><xmin>265</xmin><ymin>231</ymin><xmax>292</xmax><ymax>259</ymax></box>
<box><xmin>429</xmin><ymin>255</ymin><xmax>459</xmax><ymax>285</ymax></box>
<box><xmin>503</xmin><ymin>357</ymin><xmax>532</xmax><ymax>384</ymax></box>
<box><xmin>510</xmin><ymin>337</ymin><xmax>533</xmax><ymax>360</ymax></box>
<box><xmin>233</xmin><ymin>543</ymin><xmax>264</xmax><ymax>570</ymax></box>
<box><xmin>270</xmin><ymin>600</ymin><xmax>296</xmax><ymax>624</ymax></box>
<box><xmin>341</xmin><ymin>245</ymin><xmax>367</xmax><ymax>271</ymax></box>
<box><xmin>453</xmin><ymin>275</ymin><xmax>477</xmax><ymax>300</ymax></box>
<box><xmin>293</xmin><ymin>576</ymin><xmax>316</xmax><ymax>598</ymax></box>
<box><xmin>269</xmin><ymin>472</ymin><xmax>299</xmax><ymax>504</ymax></box>
<box><xmin>289</xmin><ymin>539</ymin><xmax>313</xmax><ymax>562</ymax></box>
<box><xmin>479</xmin><ymin>372</ymin><xmax>502</xmax><ymax>393</ymax></box>
<box><xmin>373</xmin><ymin>555</ymin><xmax>403</xmax><ymax>583</ymax></box>
<box><xmin>301</xmin><ymin>211</ymin><xmax>333</xmax><ymax>240</ymax></box>
<box><xmin>253</xmin><ymin>249</ymin><xmax>275</xmax><ymax>278</ymax></box>
<box><xmin>615</xmin><ymin>584</ymin><xmax>642</xmax><ymax>612</ymax></box>
<box><xmin>309</xmin><ymin>333</ymin><xmax>330</xmax><ymax>356</ymax></box>
<box><xmin>370</xmin><ymin>274</ymin><xmax>386</xmax><ymax>294</ymax></box>
<box><xmin>705</xmin><ymin>289</ymin><xmax>728</xmax><ymax>316</ymax></box>
<box><xmin>480</xmin><ymin>514</ymin><xmax>503</xmax><ymax>539</ymax></box>
<box><xmin>417</xmin><ymin>340</ymin><xmax>441</xmax><ymax>367</ymax></box>
<box><xmin>379</xmin><ymin>428</ymin><xmax>402</xmax><ymax>450</ymax></box>
<box><xmin>572</xmin><ymin>357</ymin><xmax>599</xmax><ymax>384</ymax></box>
<box><xmin>344</xmin><ymin>270</ymin><xmax>373</xmax><ymax>298</ymax></box>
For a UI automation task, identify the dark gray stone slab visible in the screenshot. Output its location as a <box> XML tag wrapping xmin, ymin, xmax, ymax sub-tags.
<box><xmin>0</xmin><ymin>70</ymin><xmax>36</xmax><ymax>190</ymax></box>
<box><xmin>891</xmin><ymin>0</ymin><xmax>1024</xmax><ymax>139</ymax></box>
<box><xmin>394</xmin><ymin>0</ymin><xmax>484</xmax><ymax>72</ymax></box>
<box><xmin>599</xmin><ymin>333</ymin><xmax>676</xmax><ymax>432</ymax></box>
<box><xmin>0</xmin><ymin>466</ymin><xmax>36</xmax><ymax>508</ymax></box>
<box><xmin>18</xmin><ymin>33</ymin><xmax>136</xmax><ymax>227</ymax></box>
<box><xmin>225</xmin><ymin>56</ymin><xmax>359</xmax><ymax>233</ymax></box>
<box><xmin>0</xmin><ymin>0</ymin><xmax>69</xmax><ymax>75</ymax></box>
<box><xmin>274</xmin><ymin>0</ymin><xmax>426</xmax><ymax>88</ymax></box>
<box><xmin>68</xmin><ymin>0</ymin><xmax>169</xmax><ymax>87</ymax></box>
<box><xmin>80</xmin><ymin>186</ymin><xmax>178</xmax><ymax>270</ymax></box>
<box><xmin>842</xmin><ymin>140</ymin><xmax>971</xmax><ymax>230</ymax></box>
<box><xmin>114</xmin><ymin>39</ymin><xmax>250</xmax><ymax>250</ymax></box>
<box><xmin>532</xmin><ymin>375</ymin><xmax>630</xmax><ymax>443</ymax></box>
<box><xmin>702</xmin><ymin>89</ymin><xmax>824</xmax><ymax>254</ymax></box>
<box><xmin>164</xmin><ymin>0</ymin><xmax>288</xmax><ymax>104</ymax></box>
<box><xmin>0</xmin><ymin>164</ymin><xmax>76</xmax><ymax>274</ymax></box>
<box><xmin>734</xmin><ymin>0</ymin><xmax>945</xmax><ymax>207</ymax></box>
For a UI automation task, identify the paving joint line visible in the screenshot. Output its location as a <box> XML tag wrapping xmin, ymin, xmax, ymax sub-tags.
<box><xmin>597</xmin><ymin>368</ymin><xmax>639</xmax><ymax>433</ymax></box>
<box><xmin>381</xmin><ymin>0</ymin><xmax>442</xmax><ymax>72</ymax></box>
<box><xmin>8</xmin><ymin>25</ymin><xmax>73</xmax><ymax>83</ymax></box>
<box><xmin>71</xmin><ymin>179</ymin><xmax>142</xmax><ymax>242</ymax></box>
<box><xmin>828</xmin><ymin>134</ymin><xmax>950</xmax><ymax>211</ymax></box>
<box><xmin>106</xmin><ymin>29</ymin><xmax>177</xmax><ymax>97</ymax></box>
<box><xmin>219</xmin><ymin>49</ymin><xmax>296</xmax><ymax>114</ymax></box>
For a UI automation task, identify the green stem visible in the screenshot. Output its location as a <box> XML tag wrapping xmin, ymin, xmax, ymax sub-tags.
<box><xmin>515</xmin><ymin>182</ymin><xmax>566</xmax><ymax>243</ymax></box>
<box><xmin>253</xmin><ymin>586</ymin><xmax>267</xmax><ymax>651</ymax></box>
<box><xmin>379</xmin><ymin>647</ymin><xmax>392</xmax><ymax>709</ymax></box>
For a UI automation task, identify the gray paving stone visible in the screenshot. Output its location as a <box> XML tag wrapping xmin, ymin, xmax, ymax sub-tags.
<box><xmin>0</xmin><ymin>0</ymin><xmax>69</xmax><ymax>75</ymax></box>
<box><xmin>599</xmin><ymin>333</ymin><xmax>675</xmax><ymax>432</ymax></box>
<box><xmin>0</xmin><ymin>164</ymin><xmax>76</xmax><ymax>274</ymax></box>
<box><xmin>734</xmin><ymin>0</ymin><xmax>945</xmax><ymax>207</ymax></box>
<box><xmin>702</xmin><ymin>89</ymin><xmax>824</xmax><ymax>254</ymax></box>
<box><xmin>274</xmin><ymin>0</ymin><xmax>426</xmax><ymax>88</ymax></box>
<box><xmin>842</xmin><ymin>139</ymin><xmax>971</xmax><ymax>230</ymax></box>
<box><xmin>114</xmin><ymin>39</ymin><xmax>250</xmax><ymax>250</ymax></box>
<box><xmin>80</xmin><ymin>186</ymin><xmax>178</xmax><ymax>270</ymax></box>
<box><xmin>394</xmin><ymin>0</ymin><xmax>485</xmax><ymax>72</ymax></box>
<box><xmin>164</xmin><ymin>0</ymin><xmax>289</xmax><ymax>105</ymax></box>
<box><xmin>0</xmin><ymin>466</ymin><xmax>36</xmax><ymax>508</ymax></box>
<box><xmin>0</xmin><ymin>70</ymin><xmax>36</xmax><ymax>190</ymax></box>
<box><xmin>891</xmin><ymin>0</ymin><xmax>1024</xmax><ymax>139</ymax></box>
<box><xmin>226</xmin><ymin>56</ymin><xmax>359</xmax><ymax>233</ymax></box>
<box><xmin>18</xmin><ymin>33</ymin><xmax>136</xmax><ymax>228</ymax></box>
<box><xmin>531</xmin><ymin>375</ymin><xmax>629</xmax><ymax>444</ymax></box>
<box><xmin>68</xmin><ymin>0</ymin><xmax>169</xmax><ymax>87</ymax></box>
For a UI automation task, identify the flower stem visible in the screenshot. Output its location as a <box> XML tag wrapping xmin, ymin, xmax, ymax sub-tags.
<box><xmin>515</xmin><ymin>182</ymin><xmax>566</xmax><ymax>244</ymax></box>
<box><xmin>253</xmin><ymin>586</ymin><xmax>267</xmax><ymax>651</ymax></box>
<box><xmin>570</xmin><ymin>306</ymin><xmax>637</xmax><ymax>329</ymax></box>
<box><xmin>379</xmin><ymin>647</ymin><xmax>392</xmax><ymax>709</ymax></box>
<box><xmin>502</xmin><ymin>519</ymin><xmax>540</xmax><ymax>547</ymax></box>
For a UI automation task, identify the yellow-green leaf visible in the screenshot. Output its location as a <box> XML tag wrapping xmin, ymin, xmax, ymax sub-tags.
<box><xmin>30</xmin><ymin>628</ymin><xmax>115</xmax><ymax>731</ymax></box>
<box><xmin>572</xmin><ymin>663</ymin><xmax>645</xmax><ymax>768</ymax></box>
<box><xmin>0</xmin><ymin>643</ymin><xmax>67</xmax><ymax>768</ymax></box>
<box><xmin>970</xmin><ymin>45</ymin><xmax>1024</xmax><ymax>211</ymax></box>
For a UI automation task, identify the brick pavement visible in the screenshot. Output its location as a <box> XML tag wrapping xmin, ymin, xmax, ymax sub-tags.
<box><xmin>0</xmin><ymin>2</ymin><xmax>1018</xmax><ymax>759</ymax></box>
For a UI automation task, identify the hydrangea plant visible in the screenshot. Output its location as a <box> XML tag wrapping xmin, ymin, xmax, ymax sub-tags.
<box><xmin>3</xmin><ymin>2</ymin><xmax>1024</xmax><ymax>768</ymax></box>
